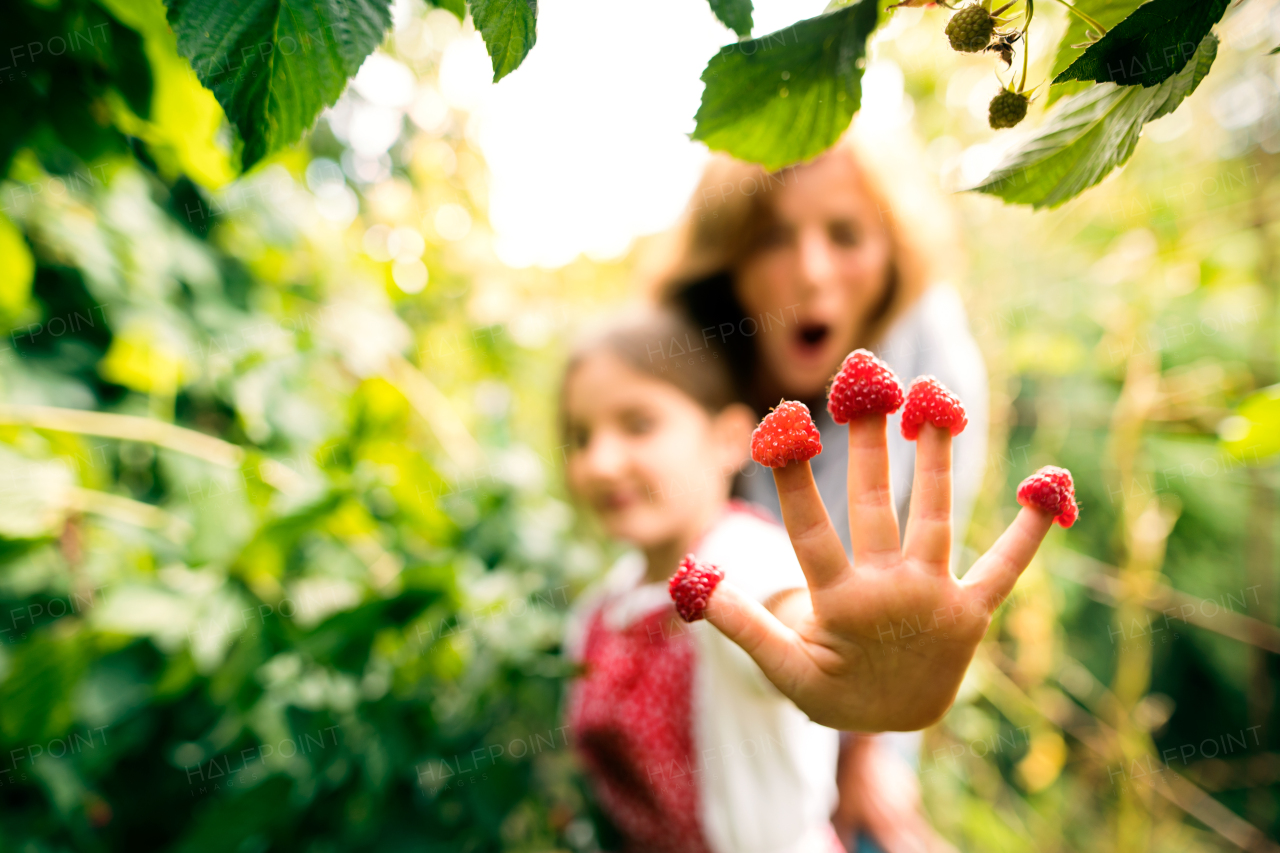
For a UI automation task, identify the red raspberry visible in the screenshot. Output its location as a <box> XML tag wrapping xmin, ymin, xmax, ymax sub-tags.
<box><xmin>827</xmin><ymin>349</ymin><xmax>904</xmax><ymax>425</ymax></box>
<box><xmin>901</xmin><ymin>375</ymin><xmax>968</xmax><ymax>440</ymax></box>
<box><xmin>668</xmin><ymin>555</ymin><xmax>725</xmax><ymax>623</ymax></box>
<box><xmin>1017</xmin><ymin>466</ymin><xmax>1079</xmax><ymax>528</ymax></box>
<box><xmin>751</xmin><ymin>400</ymin><xmax>823</xmax><ymax>468</ymax></box>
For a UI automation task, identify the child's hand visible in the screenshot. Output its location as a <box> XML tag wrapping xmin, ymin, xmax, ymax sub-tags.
<box><xmin>702</xmin><ymin>417</ymin><xmax>1059</xmax><ymax>732</ymax></box>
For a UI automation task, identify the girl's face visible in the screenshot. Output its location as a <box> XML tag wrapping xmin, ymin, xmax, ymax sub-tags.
<box><xmin>564</xmin><ymin>352</ymin><xmax>752</xmax><ymax>553</ymax></box>
<box><xmin>733</xmin><ymin>152</ymin><xmax>893</xmax><ymax>400</ymax></box>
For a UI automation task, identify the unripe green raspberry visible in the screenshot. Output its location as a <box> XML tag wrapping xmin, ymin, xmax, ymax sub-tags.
<box><xmin>989</xmin><ymin>88</ymin><xmax>1029</xmax><ymax>129</ymax></box>
<box><xmin>945</xmin><ymin>4</ymin><xmax>995</xmax><ymax>53</ymax></box>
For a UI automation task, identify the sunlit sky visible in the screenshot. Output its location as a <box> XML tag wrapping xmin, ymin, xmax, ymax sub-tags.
<box><xmin>437</xmin><ymin>0</ymin><xmax>835</xmax><ymax>267</ymax></box>
<box><xmin>344</xmin><ymin>0</ymin><xmax>1275</xmax><ymax>269</ymax></box>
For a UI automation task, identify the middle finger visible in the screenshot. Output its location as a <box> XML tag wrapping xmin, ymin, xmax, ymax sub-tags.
<box><xmin>847</xmin><ymin>415</ymin><xmax>901</xmax><ymax>566</ymax></box>
<box><xmin>902</xmin><ymin>424</ymin><xmax>953</xmax><ymax>571</ymax></box>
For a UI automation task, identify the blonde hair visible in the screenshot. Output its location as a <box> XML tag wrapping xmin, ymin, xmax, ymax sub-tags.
<box><xmin>642</xmin><ymin>123</ymin><xmax>964</xmax><ymax>396</ymax></box>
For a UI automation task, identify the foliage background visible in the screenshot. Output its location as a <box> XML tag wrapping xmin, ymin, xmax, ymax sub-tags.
<box><xmin>0</xmin><ymin>0</ymin><xmax>1277</xmax><ymax>851</ymax></box>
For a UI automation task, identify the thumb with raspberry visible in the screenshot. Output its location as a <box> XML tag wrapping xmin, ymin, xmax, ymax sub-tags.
<box><xmin>671</xmin><ymin>352</ymin><xmax>1073</xmax><ymax>733</ymax></box>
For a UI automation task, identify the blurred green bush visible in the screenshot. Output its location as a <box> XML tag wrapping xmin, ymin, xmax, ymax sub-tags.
<box><xmin>0</xmin><ymin>0</ymin><xmax>620</xmax><ymax>848</ymax></box>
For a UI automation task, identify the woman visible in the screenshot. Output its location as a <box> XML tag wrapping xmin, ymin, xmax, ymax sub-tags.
<box><xmin>648</xmin><ymin>124</ymin><xmax>985</xmax><ymax>853</ymax></box>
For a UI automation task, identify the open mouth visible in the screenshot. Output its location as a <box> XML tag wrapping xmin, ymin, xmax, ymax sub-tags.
<box><xmin>795</xmin><ymin>324</ymin><xmax>830</xmax><ymax>353</ymax></box>
<box><xmin>596</xmin><ymin>491</ymin><xmax>637</xmax><ymax>512</ymax></box>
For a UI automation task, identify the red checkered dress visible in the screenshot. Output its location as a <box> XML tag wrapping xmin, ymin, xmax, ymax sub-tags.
<box><xmin>568</xmin><ymin>603</ymin><xmax>714</xmax><ymax>853</ymax></box>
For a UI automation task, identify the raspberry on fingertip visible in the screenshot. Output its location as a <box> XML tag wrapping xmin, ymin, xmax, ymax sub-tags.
<box><xmin>1017</xmin><ymin>466</ymin><xmax>1079</xmax><ymax>528</ymax></box>
<box><xmin>827</xmin><ymin>349</ymin><xmax>904</xmax><ymax>424</ymax></box>
<box><xmin>901</xmin><ymin>375</ymin><xmax>968</xmax><ymax>440</ymax></box>
<box><xmin>668</xmin><ymin>555</ymin><xmax>725</xmax><ymax>622</ymax></box>
<box><xmin>752</xmin><ymin>400</ymin><xmax>823</xmax><ymax>468</ymax></box>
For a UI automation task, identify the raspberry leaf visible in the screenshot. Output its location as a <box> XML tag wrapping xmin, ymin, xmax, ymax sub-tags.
<box><xmin>426</xmin><ymin>0</ymin><xmax>466</xmax><ymax>20</ymax></box>
<box><xmin>1044</xmin><ymin>0</ymin><xmax>1146</xmax><ymax>107</ymax></box>
<box><xmin>708</xmin><ymin>0</ymin><xmax>753</xmax><ymax>37</ymax></box>
<box><xmin>471</xmin><ymin>0</ymin><xmax>538</xmax><ymax>82</ymax></box>
<box><xmin>164</xmin><ymin>0</ymin><xmax>393</xmax><ymax>170</ymax></box>
<box><xmin>692</xmin><ymin>0</ymin><xmax>878</xmax><ymax>171</ymax></box>
<box><xmin>1052</xmin><ymin>0</ymin><xmax>1229</xmax><ymax>88</ymax></box>
<box><xmin>970</xmin><ymin>33</ymin><xmax>1215</xmax><ymax>209</ymax></box>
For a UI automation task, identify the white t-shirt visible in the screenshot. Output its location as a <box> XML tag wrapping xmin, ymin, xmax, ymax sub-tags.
<box><xmin>565</xmin><ymin>506</ymin><xmax>840</xmax><ymax>853</ymax></box>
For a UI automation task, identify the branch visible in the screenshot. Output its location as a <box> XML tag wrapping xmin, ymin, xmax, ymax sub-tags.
<box><xmin>382</xmin><ymin>355</ymin><xmax>484</xmax><ymax>471</ymax></box>
<box><xmin>975</xmin><ymin>651</ymin><xmax>1280</xmax><ymax>853</ymax></box>
<box><xmin>1051</xmin><ymin>551</ymin><xmax>1280</xmax><ymax>654</ymax></box>
<box><xmin>0</xmin><ymin>404</ymin><xmax>243</xmax><ymax>468</ymax></box>
<box><xmin>67</xmin><ymin>487</ymin><xmax>192</xmax><ymax>542</ymax></box>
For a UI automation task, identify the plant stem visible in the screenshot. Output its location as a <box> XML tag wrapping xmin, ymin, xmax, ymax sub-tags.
<box><xmin>0</xmin><ymin>404</ymin><xmax>244</xmax><ymax>467</ymax></box>
<box><xmin>1052</xmin><ymin>0</ymin><xmax>1106</xmax><ymax>36</ymax></box>
<box><xmin>1019</xmin><ymin>0</ymin><xmax>1033</xmax><ymax>92</ymax></box>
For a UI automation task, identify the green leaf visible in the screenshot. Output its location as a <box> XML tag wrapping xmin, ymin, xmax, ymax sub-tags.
<box><xmin>0</xmin><ymin>636</ymin><xmax>87</xmax><ymax>744</ymax></box>
<box><xmin>99</xmin><ymin>0</ymin><xmax>238</xmax><ymax>188</ymax></box>
<box><xmin>427</xmin><ymin>0</ymin><xmax>466</xmax><ymax>20</ymax></box>
<box><xmin>470</xmin><ymin>0</ymin><xmax>537</xmax><ymax>82</ymax></box>
<box><xmin>971</xmin><ymin>33</ymin><xmax>1216</xmax><ymax>209</ymax></box>
<box><xmin>1045</xmin><ymin>0</ymin><xmax>1147</xmax><ymax>106</ymax></box>
<box><xmin>164</xmin><ymin>0</ymin><xmax>394</xmax><ymax>169</ymax></box>
<box><xmin>1220</xmin><ymin>385</ymin><xmax>1280</xmax><ymax>462</ymax></box>
<box><xmin>1218</xmin><ymin>384</ymin><xmax>1280</xmax><ymax>461</ymax></box>
<box><xmin>692</xmin><ymin>0</ymin><xmax>878</xmax><ymax>171</ymax></box>
<box><xmin>1053</xmin><ymin>0</ymin><xmax>1229</xmax><ymax>88</ymax></box>
<box><xmin>1270</xmin><ymin>45</ymin><xmax>1280</xmax><ymax>55</ymax></box>
<box><xmin>708</xmin><ymin>0</ymin><xmax>753</xmax><ymax>37</ymax></box>
<box><xmin>0</xmin><ymin>213</ymin><xmax>34</xmax><ymax>321</ymax></box>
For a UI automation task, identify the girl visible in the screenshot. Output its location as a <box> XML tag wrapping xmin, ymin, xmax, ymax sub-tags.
<box><xmin>561</xmin><ymin>310</ymin><xmax>845</xmax><ymax>853</ymax></box>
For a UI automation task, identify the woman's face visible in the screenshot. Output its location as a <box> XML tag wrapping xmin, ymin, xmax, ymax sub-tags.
<box><xmin>733</xmin><ymin>152</ymin><xmax>893</xmax><ymax>400</ymax></box>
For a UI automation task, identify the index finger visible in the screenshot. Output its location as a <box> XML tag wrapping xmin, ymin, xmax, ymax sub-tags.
<box><xmin>773</xmin><ymin>461</ymin><xmax>852</xmax><ymax>590</ymax></box>
<box><xmin>847</xmin><ymin>416</ymin><xmax>903</xmax><ymax>567</ymax></box>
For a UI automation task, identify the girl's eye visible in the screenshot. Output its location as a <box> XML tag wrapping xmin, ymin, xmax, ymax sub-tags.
<box><xmin>757</xmin><ymin>222</ymin><xmax>792</xmax><ymax>249</ymax></box>
<box><xmin>568</xmin><ymin>426</ymin><xmax>590</xmax><ymax>450</ymax></box>
<box><xmin>621</xmin><ymin>414</ymin><xmax>656</xmax><ymax>436</ymax></box>
<box><xmin>829</xmin><ymin>220</ymin><xmax>860</xmax><ymax>247</ymax></box>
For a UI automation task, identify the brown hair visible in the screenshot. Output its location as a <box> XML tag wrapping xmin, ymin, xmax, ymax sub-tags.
<box><xmin>560</xmin><ymin>308</ymin><xmax>738</xmax><ymax>436</ymax></box>
<box><xmin>640</xmin><ymin>125</ymin><xmax>963</xmax><ymax>408</ymax></box>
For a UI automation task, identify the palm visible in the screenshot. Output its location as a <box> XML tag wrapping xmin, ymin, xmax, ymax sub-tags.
<box><xmin>706</xmin><ymin>418</ymin><xmax>1053</xmax><ymax>732</ymax></box>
